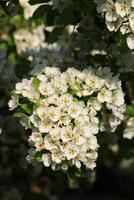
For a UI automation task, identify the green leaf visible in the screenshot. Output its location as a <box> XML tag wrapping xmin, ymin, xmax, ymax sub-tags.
<box><xmin>13</xmin><ymin>112</ymin><xmax>28</xmax><ymax>118</ymax></box>
<box><xmin>11</xmin><ymin>15</ymin><xmax>24</xmax><ymax>29</ymax></box>
<box><xmin>29</xmin><ymin>0</ymin><xmax>50</xmax><ymax>5</ymax></box>
<box><xmin>45</xmin><ymin>9</ymin><xmax>59</xmax><ymax>26</ymax></box>
<box><xmin>35</xmin><ymin>152</ymin><xmax>42</xmax><ymax>162</ymax></box>
<box><xmin>32</xmin><ymin>77</ymin><xmax>40</xmax><ymax>91</ymax></box>
<box><xmin>127</xmin><ymin>104</ymin><xmax>134</xmax><ymax>116</ymax></box>
<box><xmin>21</xmin><ymin>104</ymin><xmax>32</xmax><ymax>115</ymax></box>
<box><xmin>32</xmin><ymin>5</ymin><xmax>51</xmax><ymax>19</ymax></box>
<box><xmin>13</xmin><ymin>112</ymin><xmax>31</xmax><ymax>129</ymax></box>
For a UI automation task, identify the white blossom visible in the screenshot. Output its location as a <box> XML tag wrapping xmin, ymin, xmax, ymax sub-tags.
<box><xmin>123</xmin><ymin>117</ymin><xmax>134</xmax><ymax>139</ymax></box>
<box><xmin>96</xmin><ymin>0</ymin><xmax>134</xmax><ymax>49</ymax></box>
<box><xmin>42</xmin><ymin>154</ymin><xmax>51</xmax><ymax>167</ymax></box>
<box><xmin>115</xmin><ymin>0</ymin><xmax>131</xmax><ymax>17</ymax></box>
<box><xmin>126</xmin><ymin>34</ymin><xmax>134</xmax><ymax>49</ymax></box>
<box><xmin>8</xmin><ymin>96</ymin><xmax>18</xmax><ymax>110</ymax></box>
<box><xmin>10</xmin><ymin>66</ymin><xmax>125</xmax><ymax>171</ymax></box>
<box><xmin>97</xmin><ymin>88</ymin><xmax>112</xmax><ymax>103</ymax></box>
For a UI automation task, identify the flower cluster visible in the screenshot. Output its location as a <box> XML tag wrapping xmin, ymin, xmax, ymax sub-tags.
<box><xmin>96</xmin><ymin>0</ymin><xmax>134</xmax><ymax>49</ymax></box>
<box><xmin>14</xmin><ymin>26</ymin><xmax>45</xmax><ymax>54</ymax></box>
<box><xmin>9</xmin><ymin>67</ymin><xmax>125</xmax><ymax>171</ymax></box>
<box><xmin>123</xmin><ymin>117</ymin><xmax>134</xmax><ymax>139</ymax></box>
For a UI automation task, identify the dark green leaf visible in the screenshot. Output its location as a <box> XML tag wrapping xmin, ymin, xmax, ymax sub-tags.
<box><xmin>21</xmin><ymin>103</ymin><xmax>32</xmax><ymax>115</ymax></box>
<box><xmin>32</xmin><ymin>5</ymin><xmax>51</xmax><ymax>19</ymax></box>
<box><xmin>45</xmin><ymin>9</ymin><xmax>59</xmax><ymax>26</ymax></box>
<box><xmin>56</xmin><ymin>8</ymin><xmax>77</xmax><ymax>26</ymax></box>
<box><xmin>47</xmin><ymin>27</ymin><xmax>64</xmax><ymax>43</ymax></box>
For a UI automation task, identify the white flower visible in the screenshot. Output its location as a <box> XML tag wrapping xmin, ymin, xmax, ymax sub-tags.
<box><xmin>30</xmin><ymin>113</ymin><xmax>40</xmax><ymax>128</ymax></box>
<box><xmin>39</xmin><ymin>82</ymin><xmax>55</xmax><ymax>96</ymax></box>
<box><xmin>132</xmin><ymin>0</ymin><xmax>134</xmax><ymax>7</ymax></box>
<box><xmin>120</xmin><ymin>22</ymin><xmax>131</xmax><ymax>35</ymax></box>
<box><xmin>97</xmin><ymin>88</ymin><xmax>112</xmax><ymax>103</ymax></box>
<box><xmin>49</xmin><ymin>127</ymin><xmax>61</xmax><ymax>141</ymax></box>
<box><xmin>127</xmin><ymin>117</ymin><xmax>134</xmax><ymax>126</ymax></box>
<box><xmin>82</xmin><ymin>136</ymin><xmax>98</xmax><ymax>151</ymax></box>
<box><xmin>37</xmin><ymin>74</ymin><xmax>47</xmax><ymax>82</ymax></box>
<box><xmin>14</xmin><ymin>26</ymin><xmax>45</xmax><ymax>53</ymax></box>
<box><xmin>15</xmin><ymin>79</ymin><xmax>28</xmax><ymax>93</ymax></box>
<box><xmin>75</xmin><ymin>115</ymin><xmax>89</xmax><ymax>127</ymax></box>
<box><xmin>15</xmin><ymin>79</ymin><xmax>39</xmax><ymax>101</ymax></box>
<box><xmin>36</xmin><ymin>107</ymin><xmax>46</xmax><ymax>120</ymax></box>
<box><xmin>71</xmin><ymin>133</ymin><xmax>86</xmax><ymax>146</ymax></box>
<box><xmin>52</xmin><ymin>74</ymin><xmax>68</xmax><ymax>94</ymax></box>
<box><xmin>44</xmin><ymin>135</ymin><xmax>58</xmax><ymax>150</ymax></box>
<box><xmin>123</xmin><ymin>117</ymin><xmax>134</xmax><ymax>139</ymax></box>
<box><xmin>85</xmin><ymin>74</ymin><xmax>101</xmax><ymax>91</ymax></box>
<box><xmin>85</xmin><ymin>160</ymin><xmax>96</xmax><ymax>170</ymax></box>
<box><xmin>126</xmin><ymin>34</ymin><xmax>134</xmax><ymax>49</ymax></box>
<box><xmin>73</xmin><ymin>159</ymin><xmax>81</xmax><ymax>168</ymax></box>
<box><xmin>29</xmin><ymin>132</ymin><xmax>42</xmax><ymax>143</ymax></box>
<box><xmin>123</xmin><ymin>127</ymin><xmax>134</xmax><ymax>139</ymax></box>
<box><xmin>68</xmin><ymin>103</ymin><xmax>82</xmax><ymax>119</ymax></box>
<box><xmin>58</xmin><ymin>114</ymin><xmax>71</xmax><ymax>126</ymax></box>
<box><xmin>35</xmin><ymin>140</ymin><xmax>45</xmax><ymax>151</ymax></box>
<box><xmin>60</xmin><ymin>126</ymin><xmax>72</xmax><ymax>142</ymax></box>
<box><xmin>129</xmin><ymin>11</ymin><xmax>134</xmax><ymax>32</ymax></box>
<box><xmin>88</xmin><ymin>122</ymin><xmax>99</xmax><ymax>135</ymax></box>
<box><xmin>39</xmin><ymin>99</ymin><xmax>49</xmax><ymax>107</ymax></box>
<box><xmin>88</xmin><ymin>99</ymin><xmax>101</xmax><ymax>111</ymax></box>
<box><xmin>8</xmin><ymin>96</ymin><xmax>18</xmax><ymax>110</ymax></box>
<box><xmin>38</xmin><ymin>115</ymin><xmax>52</xmax><ymax>133</ymax></box>
<box><xmin>51</xmin><ymin>148</ymin><xmax>63</xmax><ymax>163</ymax></box>
<box><xmin>112</xmin><ymin>89</ymin><xmax>125</xmax><ymax>106</ymax></box>
<box><xmin>115</xmin><ymin>0</ymin><xmax>131</xmax><ymax>17</ymax></box>
<box><xmin>42</xmin><ymin>154</ymin><xmax>51</xmax><ymax>167</ymax></box>
<box><xmin>48</xmin><ymin>106</ymin><xmax>61</xmax><ymax>122</ymax></box>
<box><xmin>60</xmin><ymin>94</ymin><xmax>73</xmax><ymax>107</ymax></box>
<box><xmin>106</xmin><ymin>20</ymin><xmax>122</xmax><ymax>32</ymax></box>
<box><xmin>64</xmin><ymin>143</ymin><xmax>80</xmax><ymax>160</ymax></box>
<box><xmin>44</xmin><ymin>67</ymin><xmax>60</xmax><ymax>77</ymax></box>
<box><xmin>77</xmin><ymin>125</ymin><xmax>92</xmax><ymax>138</ymax></box>
<box><xmin>47</xmin><ymin>94</ymin><xmax>60</xmax><ymax>106</ymax></box>
<box><xmin>105</xmin><ymin>2</ymin><xmax>118</xmax><ymax>22</ymax></box>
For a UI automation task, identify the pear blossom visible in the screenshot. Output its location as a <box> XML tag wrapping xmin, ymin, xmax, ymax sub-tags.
<box><xmin>68</xmin><ymin>103</ymin><xmax>82</xmax><ymax>119</ymax></box>
<box><xmin>60</xmin><ymin>126</ymin><xmax>73</xmax><ymax>142</ymax></box>
<box><xmin>10</xmin><ymin>66</ymin><xmax>125</xmax><ymax>172</ymax></box>
<box><xmin>42</xmin><ymin>154</ymin><xmax>51</xmax><ymax>167</ymax></box>
<box><xmin>123</xmin><ymin>117</ymin><xmax>134</xmax><ymax>139</ymax></box>
<box><xmin>129</xmin><ymin>11</ymin><xmax>134</xmax><ymax>32</ymax></box>
<box><xmin>115</xmin><ymin>0</ymin><xmax>131</xmax><ymax>17</ymax></box>
<box><xmin>39</xmin><ymin>82</ymin><xmax>55</xmax><ymax>96</ymax></box>
<box><xmin>97</xmin><ymin>88</ymin><xmax>112</xmax><ymax>103</ymax></box>
<box><xmin>126</xmin><ymin>34</ymin><xmax>134</xmax><ymax>49</ymax></box>
<box><xmin>64</xmin><ymin>143</ymin><xmax>80</xmax><ymax>160</ymax></box>
<box><xmin>8</xmin><ymin>96</ymin><xmax>18</xmax><ymax>110</ymax></box>
<box><xmin>96</xmin><ymin>0</ymin><xmax>134</xmax><ymax>49</ymax></box>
